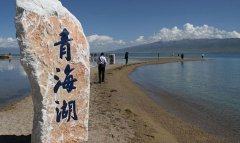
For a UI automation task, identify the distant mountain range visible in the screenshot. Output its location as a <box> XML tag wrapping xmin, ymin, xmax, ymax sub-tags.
<box><xmin>112</xmin><ymin>38</ymin><xmax>240</xmax><ymax>54</ymax></box>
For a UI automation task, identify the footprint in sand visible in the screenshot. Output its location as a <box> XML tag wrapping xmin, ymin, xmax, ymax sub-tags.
<box><xmin>124</xmin><ymin>109</ymin><xmax>132</xmax><ymax>114</ymax></box>
<box><xmin>144</xmin><ymin>134</ymin><xmax>155</xmax><ymax>138</ymax></box>
<box><xmin>93</xmin><ymin>81</ymin><xmax>100</xmax><ymax>84</ymax></box>
<box><xmin>110</xmin><ymin>89</ymin><xmax>117</xmax><ymax>92</ymax></box>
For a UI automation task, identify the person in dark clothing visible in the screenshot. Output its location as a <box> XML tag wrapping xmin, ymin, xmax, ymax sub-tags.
<box><xmin>97</xmin><ymin>53</ymin><xmax>107</xmax><ymax>83</ymax></box>
<box><xmin>125</xmin><ymin>52</ymin><xmax>129</xmax><ymax>64</ymax></box>
<box><xmin>181</xmin><ymin>53</ymin><xmax>184</xmax><ymax>60</ymax></box>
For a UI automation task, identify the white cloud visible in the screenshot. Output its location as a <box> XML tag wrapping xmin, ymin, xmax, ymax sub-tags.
<box><xmin>0</xmin><ymin>37</ymin><xmax>18</xmax><ymax>48</ymax></box>
<box><xmin>150</xmin><ymin>23</ymin><xmax>240</xmax><ymax>42</ymax></box>
<box><xmin>136</xmin><ymin>36</ymin><xmax>145</xmax><ymax>42</ymax></box>
<box><xmin>88</xmin><ymin>23</ymin><xmax>240</xmax><ymax>52</ymax></box>
<box><xmin>2</xmin><ymin>23</ymin><xmax>239</xmax><ymax>52</ymax></box>
<box><xmin>88</xmin><ymin>35</ymin><xmax>150</xmax><ymax>52</ymax></box>
<box><xmin>134</xmin><ymin>36</ymin><xmax>148</xmax><ymax>45</ymax></box>
<box><xmin>88</xmin><ymin>35</ymin><xmax>113</xmax><ymax>43</ymax></box>
<box><xmin>87</xmin><ymin>34</ymin><xmax>126</xmax><ymax>52</ymax></box>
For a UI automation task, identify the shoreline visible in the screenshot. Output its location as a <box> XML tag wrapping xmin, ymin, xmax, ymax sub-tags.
<box><xmin>0</xmin><ymin>57</ymin><xmax>223</xmax><ymax>143</ymax></box>
<box><xmin>0</xmin><ymin>93</ymin><xmax>30</xmax><ymax>109</ymax></box>
<box><xmin>128</xmin><ymin>59</ymin><xmax>239</xmax><ymax>142</ymax></box>
<box><xmin>0</xmin><ymin>95</ymin><xmax>33</xmax><ymax>136</ymax></box>
<box><xmin>88</xmin><ymin>57</ymin><xmax>223</xmax><ymax>143</ymax></box>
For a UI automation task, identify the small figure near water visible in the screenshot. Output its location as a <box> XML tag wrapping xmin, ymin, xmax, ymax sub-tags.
<box><xmin>181</xmin><ymin>53</ymin><xmax>184</xmax><ymax>60</ymax></box>
<box><xmin>125</xmin><ymin>52</ymin><xmax>129</xmax><ymax>65</ymax></box>
<box><xmin>0</xmin><ymin>53</ymin><xmax>12</xmax><ymax>60</ymax></box>
<box><xmin>8</xmin><ymin>53</ymin><xmax>12</xmax><ymax>58</ymax></box>
<box><xmin>97</xmin><ymin>53</ymin><xmax>107</xmax><ymax>83</ymax></box>
<box><xmin>201</xmin><ymin>54</ymin><xmax>205</xmax><ymax>58</ymax></box>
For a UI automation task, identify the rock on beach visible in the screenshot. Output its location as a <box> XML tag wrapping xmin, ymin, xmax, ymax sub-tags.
<box><xmin>15</xmin><ymin>0</ymin><xmax>90</xmax><ymax>142</ymax></box>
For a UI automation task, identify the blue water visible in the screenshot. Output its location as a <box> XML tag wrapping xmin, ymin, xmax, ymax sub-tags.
<box><xmin>129</xmin><ymin>55</ymin><xmax>240</xmax><ymax>141</ymax></box>
<box><xmin>0</xmin><ymin>57</ymin><xmax>31</xmax><ymax>106</ymax></box>
<box><xmin>90</xmin><ymin>53</ymin><xmax>240</xmax><ymax>66</ymax></box>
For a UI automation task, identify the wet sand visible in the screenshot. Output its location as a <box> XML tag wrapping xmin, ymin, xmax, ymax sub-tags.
<box><xmin>88</xmin><ymin>57</ymin><xmax>222</xmax><ymax>143</ymax></box>
<box><xmin>0</xmin><ymin>95</ymin><xmax>33</xmax><ymax>136</ymax></box>
<box><xmin>0</xmin><ymin>57</ymin><xmax>223</xmax><ymax>143</ymax></box>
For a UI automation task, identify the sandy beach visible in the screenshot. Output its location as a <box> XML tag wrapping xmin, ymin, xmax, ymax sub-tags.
<box><xmin>0</xmin><ymin>57</ymin><xmax>223</xmax><ymax>143</ymax></box>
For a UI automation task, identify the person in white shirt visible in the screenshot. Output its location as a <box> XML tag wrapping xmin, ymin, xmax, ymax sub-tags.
<box><xmin>97</xmin><ymin>53</ymin><xmax>107</xmax><ymax>83</ymax></box>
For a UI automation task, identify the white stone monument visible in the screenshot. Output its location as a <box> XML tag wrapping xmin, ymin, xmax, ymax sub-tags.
<box><xmin>15</xmin><ymin>0</ymin><xmax>90</xmax><ymax>142</ymax></box>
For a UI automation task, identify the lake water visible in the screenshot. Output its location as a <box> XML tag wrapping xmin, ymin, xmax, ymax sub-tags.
<box><xmin>129</xmin><ymin>55</ymin><xmax>240</xmax><ymax>142</ymax></box>
<box><xmin>0</xmin><ymin>52</ymin><xmax>161</xmax><ymax>106</ymax></box>
<box><xmin>0</xmin><ymin>57</ymin><xmax>31</xmax><ymax>106</ymax></box>
<box><xmin>1</xmin><ymin>52</ymin><xmax>160</xmax><ymax>105</ymax></box>
<box><xmin>1</xmin><ymin>53</ymin><xmax>240</xmax><ymax>141</ymax></box>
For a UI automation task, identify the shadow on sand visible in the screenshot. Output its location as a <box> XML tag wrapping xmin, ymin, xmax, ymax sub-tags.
<box><xmin>0</xmin><ymin>135</ymin><xmax>31</xmax><ymax>143</ymax></box>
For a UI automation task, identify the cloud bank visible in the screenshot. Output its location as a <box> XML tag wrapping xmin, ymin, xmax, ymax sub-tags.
<box><xmin>87</xmin><ymin>35</ymin><xmax>148</xmax><ymax>52</ymax></box>
<box><xmin>88</xmin><ymin>23</ymin><xmax>240</xmax><ymax>52</ymax></box>
<box><xmin>87</xmin><ymin>34</ymin><xmax>126</xmax><ymax>52</ymax></box>
<box><xmin>0</xmin><ymin>37</ymin><xmax>18</xmax><ymax>48</ymax></box>
<box><xmin>150</xmin><ymin>23</ymin><xmax>240</xmax><ymax>42</ymax></box>
<box><xmin>1</xmin><ymin>23</ymin><xmax>240</xmax><ymax>52</ymax></box>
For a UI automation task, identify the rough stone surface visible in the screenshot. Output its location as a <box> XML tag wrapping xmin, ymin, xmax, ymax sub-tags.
<box><xmin>15</xmin><ymin>0</ymin><xmax>90</xmax><ymax>142</ymax></box>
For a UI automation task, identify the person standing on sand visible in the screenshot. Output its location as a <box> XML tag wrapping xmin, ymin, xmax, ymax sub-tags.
<box><xmin>125</xmin><ymin>52</ymin><xmax>129</xmax><ymax>64</ymax></box>
<box><xmin>97</xmin><ymin>53</ymin><xmax>107</xmax><ymax>83</ymax></box>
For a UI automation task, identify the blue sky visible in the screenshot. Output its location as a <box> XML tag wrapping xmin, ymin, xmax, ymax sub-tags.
<box><xmin>0</xmin><ymin>0</ymin><xmax>240</xmax><ymax>51</ymax></box>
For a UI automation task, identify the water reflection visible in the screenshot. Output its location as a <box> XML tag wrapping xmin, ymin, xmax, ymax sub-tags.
<box><xmin>0</xmin><ymin>58</ymin><xmax>31</xmax><ymax>106</ymax></box>
<box><xmin>129</xmin><ymin>58</ymin><xmax>240</xmax><ymax>141</ymax></box>
<box><xmin>181</xmin><ymin>61</ymin><xmax>184</xmax><ymax>68</ymax></box>
<box><xmin>0</xmin><ymin>59</ymin><xmax>15</xmax><ymax>71</ymax></box>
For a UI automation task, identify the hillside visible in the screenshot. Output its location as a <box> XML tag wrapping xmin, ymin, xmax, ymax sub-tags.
<box><xmin>113</xmin><ymin>38</ymin><xmax>240</xmax><ymax>53</ymax></box>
